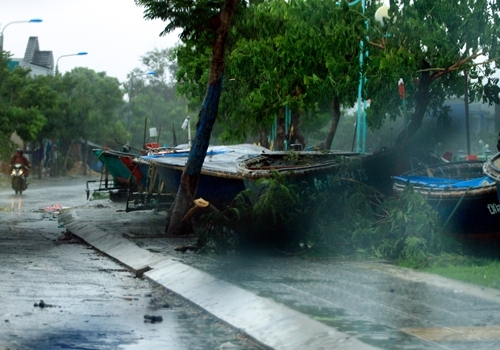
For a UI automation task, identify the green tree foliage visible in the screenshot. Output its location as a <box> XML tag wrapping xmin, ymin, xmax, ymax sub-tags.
<box><xmin>227</xmin><ymin>0</ymin><xmax>365</xmax><ymax>149</ymax></box>
<box><xmin>53</xmin><ymin>68</ymin><xmax>125</xmax><ymax>150</ymax></box>
<box><xmin>0</xmin><ymin>53</ymin><xmax>56</xmax><ymax>155</ymax></box>
<box><xmin>174</xmin><ymin>0</ymin><xmax>367</xmax><ymax>149</ymax></box>
<box><xmin>365</xmin><ymin>0</ymin><xmax>500</xmax><ymax>146</ymax></box>
<box><xmin>40</xmin><ymin>68</ymin><xmax>125</xmax><ymax>175</ymax></box>
<box><xmin>125</xmin><ymin>48</ymin><xmax>189</xmax><ymax>149</ymax></box>
<box><xmin>197</xmin><ymin>163</ymin><xmax>453</xmax><ymax>266</ymax></box>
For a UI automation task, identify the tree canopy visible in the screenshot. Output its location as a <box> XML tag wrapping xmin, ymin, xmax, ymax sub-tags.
<box><xmin>365</xmin><ymin>0</ymin><xmax>500</xmax><ymax>146</ymax></box>
<box><xmin>125</xmin><ymin>48</ymin><xmax>189</xmax><ymax>149</ymax></box>
<box><xmin>0</xmin><ymin>52</ymin><xmax>56</xmax><ymax>145</ymax></box>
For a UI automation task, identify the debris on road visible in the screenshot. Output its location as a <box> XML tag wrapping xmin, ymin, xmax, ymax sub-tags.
<box><xmin>45</xmin><ymin>204</ymin><xmax>63</xmax><ymax>212</ymax></box>
<box><xmin>144</xmin><ymin>315</ymin><xmax>163</xmax><ymax>323</ymax></box>
<box><xmin>34</xmin><ymin>300</ymin><xmax>56</xmax><ymax>308</ymax></box>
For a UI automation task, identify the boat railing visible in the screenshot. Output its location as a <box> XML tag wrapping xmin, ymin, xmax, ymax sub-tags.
<box><xmin>125</xmin><ymin>160</ymin><xmax>175</xmax><ymax>212</ymax></box>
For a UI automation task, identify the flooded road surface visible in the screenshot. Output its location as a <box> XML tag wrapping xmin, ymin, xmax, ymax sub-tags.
<box><xmin>9</xmin><ymin>175</ymin><xmax>500</xmax><ymax>349</ymax></box>
<box><xmin>0</xmin><ymin>176</ymin><xmax>259</xmax><ymax>350</ymax></box>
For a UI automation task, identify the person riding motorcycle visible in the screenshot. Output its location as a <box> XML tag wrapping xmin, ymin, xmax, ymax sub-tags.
<box><xmin>10</xmin><ymin>148</ymin><xmax>31</xmax><ymax>185</ymax></box>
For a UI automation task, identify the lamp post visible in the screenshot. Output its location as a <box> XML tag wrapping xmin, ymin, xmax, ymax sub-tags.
<box><xmin>55</xmin><ymin>52</ymin><xmax>88</xmax><ymax>74</ymax></box>
<box><xmin>181</xmin><ymin>116</ymin><xmax>191</xmax><ymax>148</ymax></box>
<box><xmin>486</xmin><ymin>145</ymin><xmax>491</xmax><ymax>159</ymax></box>
<box><xmin>478</xmin><ymin>140</ymin><xmax>489</xmax><ymax>159</ymax></box>
<box><xmin>0</xmin><ymin>19</ymin><xmax>42</xmax><ymax>52</ymax></box>
<box><xmin>127</xmin><ymin>71</ymin><xmax>156</xmax><ymax>135</ymax></box>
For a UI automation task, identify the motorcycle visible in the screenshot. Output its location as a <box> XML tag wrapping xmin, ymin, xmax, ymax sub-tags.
<box><xmin>11</xmin><ymin>163</ymin><xmax>28</xmax><ymax>195</ymax></box>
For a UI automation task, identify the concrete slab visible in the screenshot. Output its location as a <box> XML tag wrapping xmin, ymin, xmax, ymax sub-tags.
<box><xmin>59</xmin><ymin>210</ymin><xmax>165</xmax><ymax>273</ymax></box>
<box><xmin>59</xmin><ymin>209</ymin><xmax>378</xmax><ymax>350</ymax></box>
<box><xmin>146</xmin><ymin>258</ymin><xmax>377</xmax><ymax>350</ymax></box>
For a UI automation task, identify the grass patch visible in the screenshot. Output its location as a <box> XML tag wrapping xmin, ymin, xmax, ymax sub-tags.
<box><xmin>419</xmin><ymin>255</ymin><xmax>500</xmax><ymax>290</ymax></box>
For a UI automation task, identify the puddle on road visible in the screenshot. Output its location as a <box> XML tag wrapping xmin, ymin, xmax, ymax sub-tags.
<box><xmin>6</xmin><ymin>286</ymin><xmax>260</xmax><ymax>350</ymax></box>
<box><xmin>10</xmin><ymin>197</ymin><xmax>23</xmax><ymax>214</ymax></box>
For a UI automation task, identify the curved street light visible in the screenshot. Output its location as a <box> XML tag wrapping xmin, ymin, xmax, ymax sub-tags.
<box><xmin>0</xmin><ymin>19</ymin><xmax>43</xmax><ymax>52</ymax></box>
<box><xmin>55</xmin><ymin>52</ymin><xmax>88</xmax><ymax>74</ymax></box>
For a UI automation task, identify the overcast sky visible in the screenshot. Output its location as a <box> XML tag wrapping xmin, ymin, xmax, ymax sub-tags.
<box><xmin>1</xmin><ymin>0</ymin><xmax>180</xmax><ymax>83</ymax></box>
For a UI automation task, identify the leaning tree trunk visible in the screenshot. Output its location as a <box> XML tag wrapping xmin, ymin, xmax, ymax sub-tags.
<box><xmin>258</xmin><ymin>127</ymin><xmax>270</xmax><ymax>149</ymax></box>
<box><xmin>289</xmin><ymin>111</ymin><xmax>306</xmax><ymax>150</ymax></box>
<box><xmin>323</xmin><ymin>95</ymin><xmax>342</xmax><ymax>150</ymax></box>
<box><xmin>392</xmin><ymin>61</ymin><xmax>434</xmax><ymax>175</ymax></box>
<box><xmin>82</xmin><ymin>139</ymin><xmax>88</xmax><ymax>175</ymax></box>
<box><xmin>395</xmin><ymin>60</ymin><xmax>433</xmax><ymax>148</ymax></box>
<box><xmin>62</xmin><ymin>141</ymin><xmax>72</xmax><ymax>176</ymax></box>
<box><xmin>166</xmin><ymin>0</ymin><xmax>238</xmax><ymax>236</ymax></box>
<box><xmin>273</xmin><ymin>117</ymin><xmax>286</xmax><ymax>151</ymax></box>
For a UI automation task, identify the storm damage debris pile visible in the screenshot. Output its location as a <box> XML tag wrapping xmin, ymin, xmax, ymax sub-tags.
<box><xmin>144</xmin><ymin>314</ymin><xmax>163</xmax><ymax>323</ymax></box>
<box><xmin>45</xmin><ymin>204</ymin><xmax>62</xmax><ymax>212</ymax></box>
<box><xmin>36</xmin><ymin>203</ymin><xmax>67</xmax><ymax>220</ymax></box>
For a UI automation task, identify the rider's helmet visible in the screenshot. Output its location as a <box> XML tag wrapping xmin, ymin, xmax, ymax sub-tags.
<box><xmin>16</xmin><ymin>148</ymin><xmax>23</xmax><ymax>154</ymax></box>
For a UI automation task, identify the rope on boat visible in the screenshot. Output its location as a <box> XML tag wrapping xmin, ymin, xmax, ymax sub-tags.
<box><xmin>440</xmin><ymin>187</ymin><xmax>469</xmax><ymax>234</ymax></box>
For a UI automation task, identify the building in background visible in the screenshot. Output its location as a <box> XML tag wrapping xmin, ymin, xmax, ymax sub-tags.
<box><xmin>7</xmin><ymin>36</ymin><xmax>53</xmax><ymax>76</ymax></box>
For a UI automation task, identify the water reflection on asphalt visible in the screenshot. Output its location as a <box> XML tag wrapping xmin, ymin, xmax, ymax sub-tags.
<box><xmin>10</xmin><ymin>197</ymin><xmax>22</xmax><ymax>214</ymax></box>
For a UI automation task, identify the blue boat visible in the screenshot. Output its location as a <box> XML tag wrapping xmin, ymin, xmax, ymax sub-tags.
<box><xmin>393</xmin><ymin>161</ymin><xmax>500</xmax><ymax>235</ymax></box>
<box><xmin>141</xmin><ymin>144</ymin><xmax>269</xmax><ymax>208</ymax></box>
<box><xmin>483</xmin><ymin>152</ymin><xmax>500</xmax><ymax>201</ymax></box>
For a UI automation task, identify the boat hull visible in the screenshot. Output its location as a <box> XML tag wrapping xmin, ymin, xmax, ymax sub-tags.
<box><xmin>93</xmin><ymin>149</ymin><xmax>143</xmax><ymax>190</ymax></box>
<box><xmin>235</xmin><ymin>148</ymin><xmax>426</xmax><ymax>196</ymax></box>
<box><xmin>145</xmin><ymin>144</ymin><xmax>269</xmax><ymax>208</ymax></box>
<box><xmin>393</xmin><ymin>161</ymin><xmax>500</xmax><ymax>235</ymax></box>
<box><xmin>93</xmin><ymin>149</ymin><xmax>167</xmax><ymax>194</ymax></box>
<box><xmin>154</xmin><ymin>165</ymin><xmax>246</xmax><ymax>207</ymax></box>
<box><xmin>483</xmin><ymin>152</ymin><xmax>500</xmax><ymax>203</ymax></box>
<box><xmin>236</xmin><ymin>151</ymin><xmax>356</xmax><ymax>193</ymax></box>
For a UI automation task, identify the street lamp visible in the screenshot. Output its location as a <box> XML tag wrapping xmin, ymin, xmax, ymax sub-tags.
<box><xmin>0</xmin><ymin>19</ymin><xmax>43</xmax><ymax>52</ymax></box>
<box><xmin>181</xmin><ymin>116</ymin><xmax>192</xmax><ymax>148</ymax></box>
<box><xmin>479</xmin><ymin>140</ymin><xmax>489</xmax><ymax>159</ymax></box>
<box><xmin>55</xmin><ymin>52</ymin><xmax>88</xmax><ymax>74</ymax></box>
<box><xmin>127</xmin><ymin>71</ymin><xmax>156</xmax><ymax>135</ymax></box>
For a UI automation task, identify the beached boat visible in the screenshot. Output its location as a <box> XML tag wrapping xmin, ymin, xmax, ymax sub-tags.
<box><xmin>91</xmin><ymin>149</ymin><xmax>142</xmax><ymax>191</ymax></box>
<box><xmin>142</xmin><ymin>144</ymin><xmax>269</xmax><ymax>208</ymax></box>
<box><xmin>393</xmin><ymin>161</ymin><xmax>500</xmax><ymax>235</ymax></box>
<box><xmin>89</xmin><ymin>148</ymin><xmax>173</xmax><ymax>206</ymax></box>
<box><xmin>483</xmin><ymin>152</ymin><xmax>500</xmax><ymax>202</ymax></box>
<box><xmin>235</xmin><ymin>147</ymin><xmax>446</xmax><ymax>197</ymax></box>
<box><xmin>236</xmin><ymin>151</ymin><xmax>359</xmax><ymax>193</ymax></box>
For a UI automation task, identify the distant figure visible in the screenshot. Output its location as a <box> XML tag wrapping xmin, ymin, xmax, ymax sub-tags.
<box><xmin>10</xmin><ymin>148</ymin><xmax>31</xmax><ymax>176</ymax></box>
<box><xmin>497</xmin><ymin>132</ymin><xmax>500</xmax><ymax>152</ymax></box>
<box><xmin>10</xmin><ymin>148</ymin><xmax>31</xmax><ymax>184</ymax></box>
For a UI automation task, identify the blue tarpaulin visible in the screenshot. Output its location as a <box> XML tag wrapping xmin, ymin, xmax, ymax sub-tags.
<box><xmin>393</xmin><ymin>175</ymin><xmax>494</xmax><ymax>189</ymax></box>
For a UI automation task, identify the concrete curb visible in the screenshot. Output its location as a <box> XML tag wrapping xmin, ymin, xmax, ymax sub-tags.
<box><xmin>59</xmin><ymin>209</ymin><xmax>378</xmax><ymax>350</ymax></box>
<box><xmin>59</xmin><ymin>210</ymin><xmax>165</xmax><ymax>274</ymax></box>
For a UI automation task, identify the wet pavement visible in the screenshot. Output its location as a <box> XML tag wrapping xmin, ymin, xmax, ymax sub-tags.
<box><xmin>57</xmin><ymin>182</ymin><xmax>500</xmax><ymax>350</ymax></box>
<box><xmin>0</xmin><ymin>176</ymin><xmax>261</xmax><ymax>350</ymax></box>
<box><xmin>5</xmin><ymin>176</ymin><xmax>500</xmax><ymax>349</ymax></box>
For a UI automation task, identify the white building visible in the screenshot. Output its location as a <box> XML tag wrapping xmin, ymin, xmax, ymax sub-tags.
<box><xmin>8</xmin><ymin>36</ymin><xmax>53</xmax><ymax>77</ymax></box>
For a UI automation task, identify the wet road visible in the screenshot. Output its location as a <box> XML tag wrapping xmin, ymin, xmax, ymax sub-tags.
<box><xmin>7</xmin><ymin>175</ymin><xmax>500</xmax><ymax>349</ymax></box>
<box><xmin>0</xmin><ymin>176</ymin><xmax>259</xmax><ymax>350</ymax></box>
